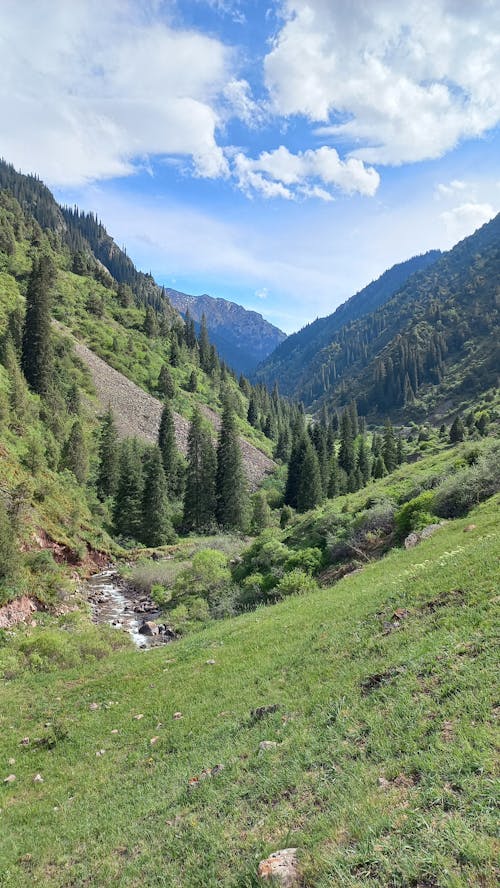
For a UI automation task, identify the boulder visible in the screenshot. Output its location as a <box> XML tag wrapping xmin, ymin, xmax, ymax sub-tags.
<box><xmin>258</xmin><ymin>849</ymin><xmax>299</xmax><ymax>886</ymax></box>
<box><xmin>404</xmin><ymin>523</ymin><xmax>443</xmax><ymax>549</ymax></box>
<box><xmin>138</xmin><ymin>621</ymin><xmax>159</xmax><ymax>636</ymax></box>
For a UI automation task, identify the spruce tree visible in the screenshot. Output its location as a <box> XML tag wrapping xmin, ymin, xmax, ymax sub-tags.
<box><xmin>141</xmin><ymin>447</ymin><xmax>174</xmax><ymax>547</ymax></box>
<box><xmin>357</xmin><ymin>436</ymin><xmax>371</xmax><ymax>485</ymax></box>
<box><xmin>328</xmin><ymin>452</ymin><xmax>340</xmax><ymax>498</ymax></box>
<box><xmin>187</xmin><ymin>369</ymin><xmax>198</xmax><ymax>392</ymax></box>
<box><xmin>449</xmin><ymin>415</ymin><xmax>465</xmax><ymax>443</ymax></box>
<box><xmin>143</xmin><ymin>306</ymin><xmax>159</xmax><ymax>338</ymax></box>
<box><xmin>338</xmin><ymin>410</ymin><xmax>355</xmax><ymax>475</ymax></box>
<box><xmin>372</xmin><ymin>454</ymin><xmax>387</xmax><ymax>479</ymax></box>
<box><xmin>158</xmin><ymin>363</ymin><xmax>175</xmax><ymax>399</ymax></box>
<box><xmin>21</xmin><ymin>253</ymin><xmax>55</xmax><ymax>396</ymax></box>
<box><xmin>114</xmin><ymin>439</ymin><xmax>144</xmax><ymax>539</ymax></box>
<box><xmin>0</xmin><ymin>496</ymin><xmax>18</xmax><ymax>586</ymax></box>
<box><xmin>396</xmin><ymin>436</ymin><xmax>404</xmax><ymax>465</ymax></box>
<box><xmin>184</xmin><ymin>308</ymin><xmax>197</xmax><ymax>349</ymax></box>
<box><xmin>382</xmin><ymin>419</ymin><xmax>397</xmax><ymax>472</ymax></box>
<box><xmin>96</xmin><ymin>407</ymin><xmax>119</xmax><ymax>499</ymax></box>
<box><xmin>183</xmin><ymin>408</ymin><xmax>216</xmax><ymax>532</ymax></box>
<box><xmin>296</xmin><ymin>437</ymin><xmax>322</xmax><ymax>512</ymax></box>
<box><xmin>158</xmin><ymin>401</ymin><xmax>178</xmax><ymax>492</ymax></box>
<box><xmin>247</xmin><ymin>395</ymin><xmax>258</xmax><ymax>427</ymax></box>
<box><xmin>198</xmin><ymin>313</ymin><xmax>211</xmax><ymax>372</ymax></box>
<box><xmin>215</xmin><ymin>400</ymin><xmax>247</xmax><ymax>530</ymax></box>
<box><xmin>251</xmin><ymin>491</ymin><xmax>271</xmax><ymax>533</ymax></box>
<box><xmin>60</xmin><ymin>420</ymin><xmax>88</xmax><ymax>484</ymax></box>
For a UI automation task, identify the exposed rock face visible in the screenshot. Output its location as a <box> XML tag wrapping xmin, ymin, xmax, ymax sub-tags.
<box><xmin>258</xmin><ymin>849</ymin><xmax>300</xmax><ymax>886</ymax></box>
<box><xmin>138</xmin><ymin>621</ymin><xmax>159</xmax><ymax>637</ymax></box>
<box><xmin>0</xmin><ymin>596</ymin><xmax>37</xmax><ymax>630</ymax></box>
<box><xmin>71</xmin><ymin>339</ymin><xmax>274</xmax><ymax>491</ymax></box>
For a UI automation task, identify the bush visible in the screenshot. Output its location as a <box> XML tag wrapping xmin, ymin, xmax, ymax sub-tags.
<box><xmin>395</xmin><ymin>491</ymin><xmax>436</xmax><ymax>538</ymax></box>
<box><xmin>170</xmin><ymin>549</ymin><xmax>236</xmax><ymax>619</ymax></box>
<box><xmin>285</xmin><ymin>547</ymin><xmax>323</xmax><ymax>575</ymax></box>
<box><xmin>274</xmin><ymin>569</ymin><xmax>319</xmax><ymax>600</ymax></box>
<box><xmin>433</xmin><ymin>446</ymin><xmax>500</xmax><ymax>518</ymax></box>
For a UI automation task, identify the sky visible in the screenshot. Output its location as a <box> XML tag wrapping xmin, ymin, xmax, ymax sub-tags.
<box><xmin>1</xmin><ymin>0</ymin><xmax>499</xmax><ymax>333</ymax></box>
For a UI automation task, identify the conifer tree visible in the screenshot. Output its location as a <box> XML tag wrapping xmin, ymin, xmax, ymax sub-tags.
<box><xmin>158</xmin><ymin>401</ymin><xmax>178</xmax><ymax>492</ymax></box>
<box><xmin>169</xmin><ymin>335</ymin><xmax>181</xmax><ymax>367</ymax></box>
<box><xmin>382</xmin><ymin>419</ymin><xmax>397</xmax><ymax>472</ymax></box>
<box><xmin>328</xmin><ymin>452</ymin><xmax>340</xmax><ymax>498</ymax></box>
<box><xmin>215</xmin><ymin>400</ymin><xmax>247</xmax><ymax>529</ymax></box>
<box><xmin>251</xmin><ymin>490</ymin><xmax>271</xmax><ymax>533</ymax></box>
<box><xmin>449</xmin><ymin>415</ymin><xmax>465</xmax><ymax>443</ymax></box>
<box><xmin>247</xmin><ymin>395</ymin><xmax>258</xmax><ymax>427</ymax></box>
<box><xmin>187</xmin><ymin>369</ymin><xmax>198</xmax><ymax>392</ymax></box>
<box><xmin>184</xmin><ymin>308</ymin><xmax>197</xmax><ymax>349</ymax></box>
<box><xmin>60</xmin><ymin>420</ymin><xmax>88</xmax><ymax>484</ymax></box>
<box><xmin>143</xmin><ymin>306</ymin><xmax>159</xmax><ymax>338</ymax></box>
<box><xmin>97</xmin><ymin>407</ymin><xmax>119</xmax><ymax>499</ymax></box>
<box><xmin>198</xmin><ymin>313</ymin><xmax>211</xmax><ymax>372</ymax></box>
<box><xmin>114</xmin><ymin>439</ymin><xmax>144</xmax><ymax>539</ymax></box>
<box><xmin>372</xmin><ymin>454</ymin><xmax>386</xmax><ymax>478</ymax></box>
<box><xmin>183</xmin><ymin>408</ymin><xmax>216</xmax><ymax>532</ymax></box>
<box><xmin>296</xmin><ymin>437</ymin><xmax>322</xmax><ymax>512</ymax></box>
<box><xmin>21</xmin><ymin>253</ymin><xmax>55</xmax><ymax>396</ymax></box>
<box><xmin>357</xmin><ymin>436</ymin><xmax>371</xmax><ymax>485</ymax></box>
<box><xmin>338</xmin><ymin>409</ymin><xmax>355</xmax><ymax>475</ymax></box>
<box><xmin>0</xmin><ymin>496</ymin><xmax>18</xmax><ymax>586</ymax></box>
<box><xmin>158</xmin><ymin>363</ymin><xmax>175</xmax><ymax>399</ymax></box>
<box><xmin>396</xmin><ymin>436</ymin><xmax>404</xmax><ymax>465</ymax></box>
<box><xmin>141</xmin><ymin>447</ymin><xmax>174</xmax><ymax>547</ymax></box>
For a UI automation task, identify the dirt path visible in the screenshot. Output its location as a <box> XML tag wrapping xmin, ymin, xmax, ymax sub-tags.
<box><xmin>73</xmin><ymin>339</ymin><xmax>274</xmax><ymax>489</ymax></box>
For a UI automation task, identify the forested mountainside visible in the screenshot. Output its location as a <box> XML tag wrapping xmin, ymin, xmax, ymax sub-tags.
<box><xmin>255</xmin><ymin>250</ymin><xmax>441</xmax><ymax>395</ymax></box>
<box><xmin>0</xmin><ymin>159</ymin><xmax>177</xmax><ymax>320</ymax></box>
<box><xmin>258</xmin><ymin>217</ymin><xmax>499</xmax><ymax>421</ymax></box>
<box><xmin>167</xmin><ymin>289</ymin><xmax>286</xmax><ymax>376</ymax></box>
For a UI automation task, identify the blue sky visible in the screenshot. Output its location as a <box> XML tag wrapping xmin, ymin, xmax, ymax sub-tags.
<box><xmin>1</xmin><ymin>0</ymin><xmax>499</xmax><ymax>332</ymax></box>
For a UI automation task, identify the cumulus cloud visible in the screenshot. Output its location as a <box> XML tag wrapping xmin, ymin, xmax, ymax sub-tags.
<box><xmin>0</xmin><ymin>0</ymin><xmax>231</xmax><ymax>185</ymax></box>
<box><xmin>265</xmin><ymin>0</ymin><xmax>500</xmax><ymax>165</ymax></box>
<box><xmin>441</xmin><ymin>202</ymin><xmax>496</xmax><ymax>243</ymax></box>
<box><xmin>223</xmin><ymin>79</ymin><xmax>266</xmax><ymax>128</ymax></box>
<box><xmin>255</xmin><ymin>287</ymin><xmax>268</xmax><ymax>300</ymax></box>
<box><xmin>233</xmin><ymin>145</ymin><xmax>379</xmax><ymax>199</ymax></box>
<box><xmin>436</xmin><ymin>180</ymin><xmax>468</xmax><ymax>198</ymax></box>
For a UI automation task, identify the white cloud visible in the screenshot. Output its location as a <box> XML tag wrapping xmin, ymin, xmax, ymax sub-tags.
<box><xmin>441</xmin><ymin>201</ymin><xmax>496</xmax><ymax>243</ymax></box>
<box><xmin>255</xmin><ymin>287</ymin><xmax>268</xmax><ymax>300</ymax></box>
<box><xmin>223</xmin><ymin>79</ymin><xmax>265</xmax><ymax>128</ymax></box>
<box><xmin>0</xmin><ymin>0</ymin><xmax>231</xmax><ymax>185</ymax></box>
<box><xmin>233</xmin><ymin>145</ymin><xmax>379</xmax><ymax>199</ymax></box>
<box><xmin>436</xmin><ymin>179</ymin><xmax>468</xmax><ymax>198</ymax></box>
<box><xmin>265</xmin><ymin>0</ymin><xmax>500</xmax><ymax>166</ymax></box>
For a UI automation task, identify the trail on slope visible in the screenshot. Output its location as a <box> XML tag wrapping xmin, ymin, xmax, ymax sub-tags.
<box><xmin>72</xmin><ymin>339</ymin><xmax>274</xmax><ymax>490</ymax></box>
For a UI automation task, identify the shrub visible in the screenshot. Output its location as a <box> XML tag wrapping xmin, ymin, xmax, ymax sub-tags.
<box><xmin>433</xmin><ymin>446</ymin><xmax>500</xmax><ymax>518</ymax></box>
<box><xmin>170</xmin><ymin>549</ymin><xmax>235</xmax><ymax>618</ymax></box>
<box><xmin>285</xmin><ymin>547</ymin><xmax>323</xmax><ymax>575</ymax></box>
<box><xmin>274</xmin><ymin>569</ymin><xmax>319</xmax><ymax>599</ymax></box>
<box><xmin>395</xmin><ymin>491</ymin><xmax>436</xmax><ymax>538</ymax></box>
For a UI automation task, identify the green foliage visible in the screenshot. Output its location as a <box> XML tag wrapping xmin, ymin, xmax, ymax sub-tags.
<box><xmin>285</xmin><ymin>547</ymin><xmax>323</xmax><ymax>575</ymax></box>
<box><xmin>250</xmin><ymin>490</ymin><xmax>271</xmax><ymax>533</ymax></box>
<box><xmin>183</xmin><ymin>408</ymin><xmax>216</xmax><ymax>533</ymax></box>
<box><xmin>141</xmin><ymin>447</ymin><xmax>175</xmax><ymax>547</ymax></box>
<box><xmin>395</xmin><ymin>491</ymin><xmax>437</xmax><ymax>538</ymax></box>
<box><xmin>21</xmin><ymin>253</ymin><xmax>55</xmax><ymax>396</ymax></box>
<box><xmin>113</xmin><ymin>439</ymin><xmax>144</xmax><ymax>541</ymax></box>
<box><xmin>433</xmin><ymin>445</ymin><xmax>500</xmax><ymax>518</ymax></box>
<box><xmin>158</xmin><ymin>400</ymin><xmax>178</xmax><ymax>493</ymax></box>
<box><xmin>216</xmin><ymin>400</ymin><xmax>247</xmax><ymax>530</ymax></box>
<box><xmin>274</xmin><ymin>568</ymin><xmax>319</xmax><ymax>599</ymax></box>
<box><xmin>0</xmin><ymin>497</ymin><xmax>19</xmax><ymax>598</ymax></box>
<box><xmin>96</xmin><ymin>407</ymin><xmax>119</xmax><ymax>499</ymax></box>
<box><xmin>168</xmin><ymin>549</ymin><xmax>235</xmax><ymax>622</ymax></box>
<box><xmin>60</xmin><ymin>420</ymin><xmax>88</xmax><ymax>484</ymax></box>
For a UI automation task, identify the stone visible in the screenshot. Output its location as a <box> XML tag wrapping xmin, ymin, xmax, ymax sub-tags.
<box><xmin>96</xmin><ymin>749</ymin><xmax>106</xmax><ymax>757</ymax></box>
<box><xmin>206</xmin><ymin>659</ymin><xmax>216</xmax><ymax>665</ymax></box>
<box><xmin>8</xmin><ymin>758</ymin><xmax>15</xmax><ymax>765</ymax></box>
<box><xmin>3</xmin><ymin>774</ymin><xmax>16</xmax><ymax>784</ymax></box>
<box><xmin>138</xmin><ymin>621</ymin><xmax>159</xmax><ymax>636</ymax></box>
<box><xmin>111</xmin><ymin>729</ymin><xmax>119</xmax><ymax>734</ymax></box>
<box><xmin>133</xmin><ymin>714</ymin><xmax>144</xmax><ymax>720</ymax></box>
<box><xmin>404</xmin><ymin>532</ymin><xmax>420</xmax><ymax>549</ymax></box>
<box><xmin>404</xmin><ymin>524</ymin><xmax>443</xmax><ymax>548</ymax></box>
<box><xmin>33</xmin><ymin>774</ymin><xmax>44</xmax><ymax>783</ymax></box>
<box><xmin>89</xmin><ymin>702</ymin><xmax>100</xmax><ymax>711</ymax></box>
<box><xmin>173</xmin><ymin>712</ymin><xmax>183</xmax><ymax>720</ymax></box>
<box><xmin>150</xmin><ymin>736</ymin><xmax>159</xmax><ymax>745</ymax></box>
<box><xmin>259</xmin><ymin>741</ymin><xmax>277</xmax><ymax>752</ymax></box>
<box><xmin>464</xmin><ymin>523</ymin><xmax>477</xmax><ymax>532</ymax></box>
<box><xmin>20</xmin><ymin>737</ymin><xmax>30</xmax><ymax>746</ymax></box>
<box><xmin>258</xmin><ymin>848</ymin><xmax>299</xmax><ymax>886</ymax></box>
<box><xmin>377</xmin><ymin>776</ymin><xmax>390</xmax><ymax>789</ymax></box>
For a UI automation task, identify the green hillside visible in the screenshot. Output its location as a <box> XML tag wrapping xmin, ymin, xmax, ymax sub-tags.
<box><xmin>1</xmin><ymin>485</ymin><xmax>498</xmax><ymax>886</ymax></box>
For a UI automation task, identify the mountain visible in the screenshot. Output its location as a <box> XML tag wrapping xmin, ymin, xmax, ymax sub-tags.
<box><xmin>258</xmin><ymin>217</ymin><xmax>499</xmax><ymax>419</ymax></box>
<box><xmin>256</xmin><ymin>250</ymin><xmax>441</xmax><ymax>396</ymax></box>
<box><xmin>166</xmin><ymin>288</ymin><xmax>286</xmax><ymax>376</ymax></box>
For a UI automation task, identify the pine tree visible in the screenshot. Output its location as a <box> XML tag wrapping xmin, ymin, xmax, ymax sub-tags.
<box><xmin>328</xmin><ymin>452</ymin><xmax>340</xmax><ymax>498</ymax></box>
<box><xmin>187</xmin><ymin>369</ymin><xmax>198</xmax><ymax>392</ymax></box>
<box><xmin>141</xmin><ymin>447</ymin><xmax>174</xmax><ymax>547</ymax></box>
<box><xmin>382</xmin><ymin>419</ymin><xmax>397</xmax><ymax>472</ymax></box>
<box><xmin>60</xmin><ymin>420</ymin><xmax>88</xmax><ymax>484</ymax></box>
<box><xmin>21</xmin><ymin>253</ymin><xmax>55</xmax><ymax>396</ymax></box>
<box><xmin>96</xmin><ymin>407</ymin><xmax>119</xmax><ymax>499</ymax></box>
<box><xmin>247</xmin><ymin>395</ymin><xmax>258</xmax><ymax>427</ymax></box>
<box><xmin>114</xmin><ymin>439</ymin><xmax>144</xmax><ymax>539</ymax></box>
<box><xmin>158</xmin><ymin>363</ymin><xmax>175</xmax><ymax>399</ymax></box>
<box><xmin>296</xmin><ymin>437</ymin><xmax>322</xmax><ymax>512</ymax></box>
<box><xmin>357</xmin><ymin>436</ymin><xmax>371</xmax><ymax>485</ymax></box>
<box><xmin>251</xmin><ymin>491</ymin><xmax>271</xmax><ymax>533</ymax></box>
<box><xmin>184</xmin><ymin>308</ymin><xmax>197</xmax><ymax>349</ymax></box>
<box><xmin>158</xmin><ymin>401</ymin><xmax>178</xmax><ymax>492</ymax></box>
<box><xmin>449</xmin><ymin>415</ymin><xmax>465</xmax><ymax>443</ymax></box>
<box><xmin>183</xmin><ymin>408</ymin><xmax>216</xmax><ymax>532</ymax></box>
<box><xmin>143</xmin><ymin>306</ymin><xmax>159</xmax><ymax>338</ymax></box>
<box><xmin>198</xmin><ymin>313</ymin><xmax>211</xmax><ymax>372</ymax></box>
<box><xmin>169</xmin><ymin>335</ymin><xmax>181</xmax><ymax>367</ymax></box>
<box><xmin>396</xmin><ymin>436</ymin><xmax>404</xmax><ymax>465</ymax></box>
<box><xmin>372</xmin><ymin>454</ymin><xmax>386</xmax><ymax>479</ymax></box>
<box><xmin>215</xmin><ymin>400</ymin><xmax>247</xmax><ymax>530</ymax></box>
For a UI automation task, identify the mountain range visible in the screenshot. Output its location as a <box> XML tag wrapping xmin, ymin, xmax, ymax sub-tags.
<box><xmin>166</xmin><ymin>288</ymin><xmax>286</xmax><ymax>376</ymax></box>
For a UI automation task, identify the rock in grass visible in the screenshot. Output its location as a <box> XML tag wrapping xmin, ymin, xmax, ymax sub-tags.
<box><xmin>251</xmin><ymin>704</ymin><xmax>279</xmax><ymax>721</ymax></box>
<box><xmin>89</xmin><ymin>702</ymin><xmax>100</xmax><ymax>711</ymax></box>
<box><xmin>205</xmin><ymin>659</ymin><xmax>216</xmax><ymax>665</ymax></box>
<box><xmin>8</xmin><ymin>758</ymin><xmax>15</xmax><ymax>765</ymax></box>
<box><xmin>133</xmin><ymin>714</ymin><xmax>144</xmax><ymax>720</ymax></box>
<box><xmin>138</xmin><ymin>621</ymin><xmax>159</xmax><ymax>636</ymax></box>
<box><xmin>3</xmin><ymin>774</ymin><xmax>16</xmax><ymax>784</ymax></box>
<box><xmin>33</xmin><ymin>774</ymin><xmax>44</xmax><ymax>783</ymax></box>
<box><xmin>20</xmin><ymin>737</ymin><xmax>30</xmax><ymax>746</ymax></box>
<box><xmin>258</xmin><ymin>848</ymin><xmax>299</xmax><ymax>886</ymax></box>
<box><xmin>259</xmin><ymin>741</ymin><xmax>277</xmax><ymax>752</ymax></box>
<box><xmin>173</xmin><ymin>712</ymin><xmax>183</xmax><ymax>720</ymax></box>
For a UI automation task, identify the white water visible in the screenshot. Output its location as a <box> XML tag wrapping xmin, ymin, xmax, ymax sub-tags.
<box><xmin>87</xmin><ymin>569</ymin><xmax>151</xmax><ymax>648</ymax></box>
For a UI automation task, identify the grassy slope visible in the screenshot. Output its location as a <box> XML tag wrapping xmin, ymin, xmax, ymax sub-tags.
<box><xmin>1</xmin><ymin>496</ymin><xmax>498</xmax><ymax>887</ymax></box>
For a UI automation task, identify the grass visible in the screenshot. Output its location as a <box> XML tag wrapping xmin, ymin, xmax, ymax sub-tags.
<box><xmin>1</xmin><ymin>494</ymin><xmax>498</xmax><ymax>886</ymax></box>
